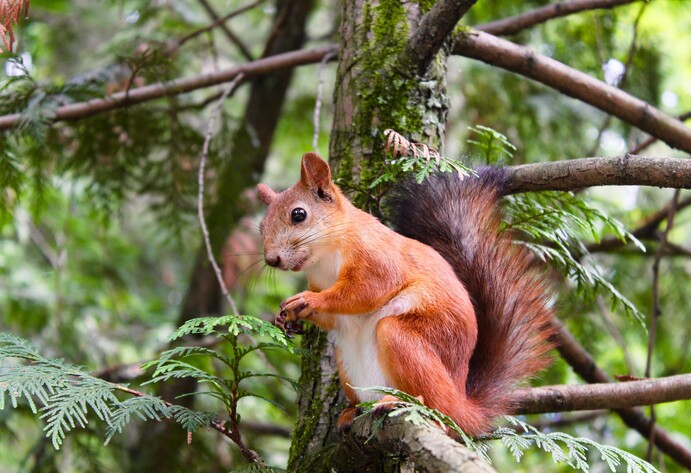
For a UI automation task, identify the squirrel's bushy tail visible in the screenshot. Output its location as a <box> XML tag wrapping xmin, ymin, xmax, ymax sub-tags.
<box><xmin>388</xmin><ymin>168</ymin><xmax>556</xmax><ymax>422</ymax></box>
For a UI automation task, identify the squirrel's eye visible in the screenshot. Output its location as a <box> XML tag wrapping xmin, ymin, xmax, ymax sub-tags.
<box><xmin>291</xmin><ymin>207</ymin><xmax>307</xmax><ymax>224</ymax></box>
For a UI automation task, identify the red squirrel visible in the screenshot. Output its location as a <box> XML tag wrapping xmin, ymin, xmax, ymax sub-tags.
<box><xmin>257</xmin><ymin>152</ymin><xmax>555</xmax><ymax>435</ymax></box>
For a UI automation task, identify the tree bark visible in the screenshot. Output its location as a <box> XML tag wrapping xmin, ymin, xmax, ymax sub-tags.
<box><xmin>504</xmin><ymin>155</ymin><xmax>691</xmax><ymax>193</ymax></box>
<box><xmin>333</xmin><ymin>415</ymin><xmax>496</xmax><ymax>473</ymax></box>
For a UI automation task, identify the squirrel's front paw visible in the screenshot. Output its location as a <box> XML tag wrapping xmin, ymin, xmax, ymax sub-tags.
<box><xmin>275</xmin><ymin>309</ymin><xmax>304</xmax><ymax>338</ymax></box>
<box><xmin>275</xmin><ymin>292</ymin><xmax>315</xmax><ymax>338</ymax></box>
<box><xmin>279</xmin><ymin>292</ymin><xmax>316</xmax><ymax>321</ymax></box>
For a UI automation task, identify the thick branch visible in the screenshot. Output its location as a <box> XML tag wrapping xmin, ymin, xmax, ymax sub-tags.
<box><xmin>453</xmin><ymin>31</ymin><xmax>691</xmax><ymax>153</ymax></box>
<box><xmin>553</xmin><ymin>321</ymin><xmax>691</xmax><ymax>469</ymax></box>
<box><xmin>513</xmin><ymin>374</ymin><xmax>691</xmax><ymax>414</ymax></box>
<box><xmin>400</xmin><ymin>0</ymin><xmax>477</xmax><ymax>75</ymax></box>
<box><xmin>0</xmin><ymin>45</ymin><xmax>337</xmax><ymax>131</ymax></box>
<box><xmin>334</xmin><ymin>414</ymin><xmax>496</xmax><ymax>473</ymax></box>
<box><xmin>504</xmin><ymin>155</ymin><xmax>691</xmax><ymax>194</ymax></box>
<box><xmin>476</xmin><ymin>0</ymin><xmax>638</xmax><ymax>36</ymax></box>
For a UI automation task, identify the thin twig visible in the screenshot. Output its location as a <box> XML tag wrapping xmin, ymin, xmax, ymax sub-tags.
<box><xmin>312</xmin><ymin>50</ymin><xmax>337</xmax><ymax>152</ymax></box>
<box><xmin>177</xmin><ymin>0</ymin><xmax>266</xmax><ymax>49</ymax></box>
<box><xmin>644</xmin><ymin>188</ymin><xmax>681</xmax><ymax>461</ymax></box>
<box><xmin>197</xmin><ymin>74</ymin><xmax>245</xmax><ymax>316</ymax></box>
<box><xmin>453</xmin><ymin>31</ymin><xmax>691</xmax><ymax>153</ymax></box>
<box><xmin>112</xmin><ymin>383</ymin><xmax>263</xmax><ymax>464</ymax></box>
<box><xmin>588</xmin><ymin>1</ymin><xmax>647</xmax><ymax>156</ymax></box>
<box><xmin>195</xmin><ymin>74</ymin><xmax>290</xmax><ymax>387</ymax></box>
<box><xmin>512</xmin><ymin>373</ymin><xmax>691</xmax><ymax>414</ymax></box>
<box><xmin>197</xmin><ymin>0</ymin><xmax>254</xmax><ymax>61</ymax></box>
<box><xmin>595</xmin><ymin>296</ymin><xmax>637</xmax><ymax>375</ymax></box>
<box><xmin>629</xmin><ymin>110</ymin><xmax>691</xmax><ymax>154</ymax></box>
<box><xmin>475</xmin><ymin>0</ymin><xmax>637</xmax><ymax>36</ymax></box>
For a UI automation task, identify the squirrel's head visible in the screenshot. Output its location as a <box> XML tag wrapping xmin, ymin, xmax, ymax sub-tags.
<box><xmin>257</xmin><ymin>152</ymin><xmax>343</xmax><ymax>272</ymax></box>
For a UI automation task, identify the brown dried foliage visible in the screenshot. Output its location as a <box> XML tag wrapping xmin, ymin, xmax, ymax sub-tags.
<box><xmin>0</xmin><ymin>0</ymin><xmax>29</xmax><ymax>53</ymax></box>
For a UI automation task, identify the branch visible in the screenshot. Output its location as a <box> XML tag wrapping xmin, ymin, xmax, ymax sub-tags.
<box><xmin>553</xmin><ymin>320</ymin><xmax>691</xmax><ymax>469</ymax></box>
<box><xmin>0</xmin><ymin>45</ymin><xmax>338</xmax><ymax>131</ymax></box>
<box><xmin>453</xmin><ymin>31</ymin><xmax>691</xmax><ymax>153</ymax></box>
<box><xmin>400</xmin><ymin>0</ymin><xmax>477</xmax><ymax>75</ymax></box>
<box><xmin>504</xmin><ymin>155</ymin><xmax>691</xmax><ymax>194</ymax></box>
<box><xmin>176</xmin><ymin>0</ymin><xmax>266</xmax><ymax>49</ymax></box>
<box><xmin>586</xmin><ymin>193</ymin><xmax>691</xmax><ymax>254</ymax></box>
<box><xmin>196</xmin><ymin>0</ymin><xmax>254</xmax><ymax>61</ymax></box>
<box><xmin>334</xmin><ymin>414</ymin><xmax>496</xmax><ymax>473</ymax></box>
<box><xmin>513</xmin><ymin>374</ymin><xmax>691</xmax><ymax>415</ymax></box>
<box><xmin>113</xmin><ymin>384</ymin><xmax>264</xmax><ymax>464</ymax></box>
<box><xmin>475</xmin><ymin>0</ymin><xmax>638</xmax><ymax>36</ymax></box>
<box><xmin>629</xmin><ymin>110</ymin><xmax>691</xmax><ymax>154</ymax></box>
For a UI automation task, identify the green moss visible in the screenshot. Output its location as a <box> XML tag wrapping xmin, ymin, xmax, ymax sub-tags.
<box><xmin>287</xmin><ymin>329</ymin><xmax>344</xmax><ymax>472</ymax></box>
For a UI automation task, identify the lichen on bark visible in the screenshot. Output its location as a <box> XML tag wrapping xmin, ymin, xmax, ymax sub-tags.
<box><xmin>329</xmin><ymin>0</ymin><xmax>450</xmax><ymax>210</ymax></box>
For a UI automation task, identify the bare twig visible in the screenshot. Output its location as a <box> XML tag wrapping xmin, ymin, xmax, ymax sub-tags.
<box><xmin>177</xmin><ymin>0</ymin><xmax>266</xmax><ymax>49</ymax></box>
<box><xmin>586</xmin><ymin>193</ymin><xmax>691</xmax><ymax>254</ymax></box>
<box><xmin>196</xmin><ymin>0</ymin><xmax>254</xmax><ymax>61</ymax></box>
<box><xmin>197</xmin><ymin>74</ymin><xmax>245</xmax><ymax>315</ymax></box>
<box><xmin>644</xmin><ymin>188</ymin><xmax>681</xmax><ymax>461</ymax></box>
<box><xmin>112</xmin><ymin>383</ymin><xmax>263</xmax><ymax>464</ymax></box>
<box><xmin>453</xmin><ymin>31</ymin><xmax>691</xmax><ymax>153</ymax></box>
<box><xmin>475</xmin><ymin>0</ymin><xmax>637</xmax><ymax>36</ymax></box>
<box><xmin>629</xmin><ymin>111</ymin><xmax>691</xmax><ymax>154</ymax></box>
<box><xmin>529</xmin><ymin>410</ymin><xmax>608</xmax><ymax>431</ymax></box>
<box><xmin>587</xmin><ymin>1</ymin><xmax>647</xmax><ymax>156</ymax></box>
<box><xmin>595</xmin><ymin>297</ymin><xmax>637</xmax><ymax>375</ymax></box>
<box><xmin>312</xmin><ymin>50</ymin><xmax>337</xmax><ymax>152</ymax></box>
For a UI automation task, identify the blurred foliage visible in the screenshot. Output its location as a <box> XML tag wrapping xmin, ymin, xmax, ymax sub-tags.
<box><xmin>0</xmin><ymin>0</ymin><xmax>688</xmax><ymax>472</ymax></box>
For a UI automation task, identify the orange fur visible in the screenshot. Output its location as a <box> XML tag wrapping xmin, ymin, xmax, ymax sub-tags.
<box><xmin>259</xmin><ymin>152</ymin><xmax>555</xmax><ymax>436</ymax></box>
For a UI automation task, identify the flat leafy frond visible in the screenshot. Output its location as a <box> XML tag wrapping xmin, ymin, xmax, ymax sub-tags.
<box><xmin>40</xmin><ymin>378</ymin><xmax>119</xmax><ymax>449</ymax></box>
<box><xmin>0</xmin><ymin>333</ymin><xmax>230</xmax><ymax>451</ymax></box>
<box><xmin>467</xmin><ymin>124</ymin><xmax>517</xmax><ymax>165</ymax></box>
<box><xmin>504</xmin><ymin>191</ymin><xmax>646</xmax><ymax>325</ymax></box>
<box><xmin>502</xmin><ymin>417</ymin><xmax>660</xmax><ymax>473</ymax></box>
<box><xmin>144</xmin><ymin>359</ymin><xmax>227</xmax><ymax>387</ymax></box>
<box><xmin>168</xmin><ymin>314</ymin><xmax>290</xmax><ymax>346</ymax></box>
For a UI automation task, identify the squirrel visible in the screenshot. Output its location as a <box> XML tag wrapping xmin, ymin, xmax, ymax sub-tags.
<box><xmin>257</xmin><ymin>151</ymin><xmax>555</xmax><ymax>435</ymax></box>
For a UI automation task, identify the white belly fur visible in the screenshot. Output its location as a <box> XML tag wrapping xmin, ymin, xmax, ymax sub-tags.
<box><xmin>334</xmin><ymin>313</ymin><xmax>390</xmax><ymax>402</ymax></box>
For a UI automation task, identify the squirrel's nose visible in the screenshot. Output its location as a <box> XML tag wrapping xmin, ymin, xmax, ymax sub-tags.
<box><xmin>265</xmin><ymin>255</ymin><xmax>281</xmax><ymax>268</ymax></box>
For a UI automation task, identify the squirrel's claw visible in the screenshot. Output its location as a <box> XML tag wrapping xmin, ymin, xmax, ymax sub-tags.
<box><xmin>275</xmin><ymin>308</ymin><xmax>305</xmax><ymax>338</ymax></box>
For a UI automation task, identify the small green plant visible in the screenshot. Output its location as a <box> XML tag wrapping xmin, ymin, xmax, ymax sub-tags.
<box><xmin>356</xmin><ymin>387</ymin><xmax>659</xmax><ymax>473</ymax></box>
<box><xmin>0</xmin><ymin>313</ymin><xmax>297</xmax><ymax>463</ymax></box>
<box><xmin>467</xmin><ymin>124</ymin><xmax>517</xmax><ymax>165</ymax></box>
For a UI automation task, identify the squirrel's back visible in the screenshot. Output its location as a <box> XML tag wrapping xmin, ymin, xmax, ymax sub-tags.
<box><xmin>388</xmin><ymin>168</ymin><xmax>556</xmax><ymax>419</ymax></box>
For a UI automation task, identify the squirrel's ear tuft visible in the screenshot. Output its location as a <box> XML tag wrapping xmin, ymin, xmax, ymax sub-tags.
<box><xmin>257</xmin><ymin>183</ymin><xmax>277</xmax><ymax>206</ymax></box>
<box><xmin>300</xmin><ymin>152</ymin><xmax>333</xmax><ymax>200</ymax></box>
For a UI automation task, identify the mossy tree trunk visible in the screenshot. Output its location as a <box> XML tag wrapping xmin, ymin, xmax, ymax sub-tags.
<box><xmin>289</xmin><ymin>1</ymin><xmax>477</xmax><ymax>471</ymax></box>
